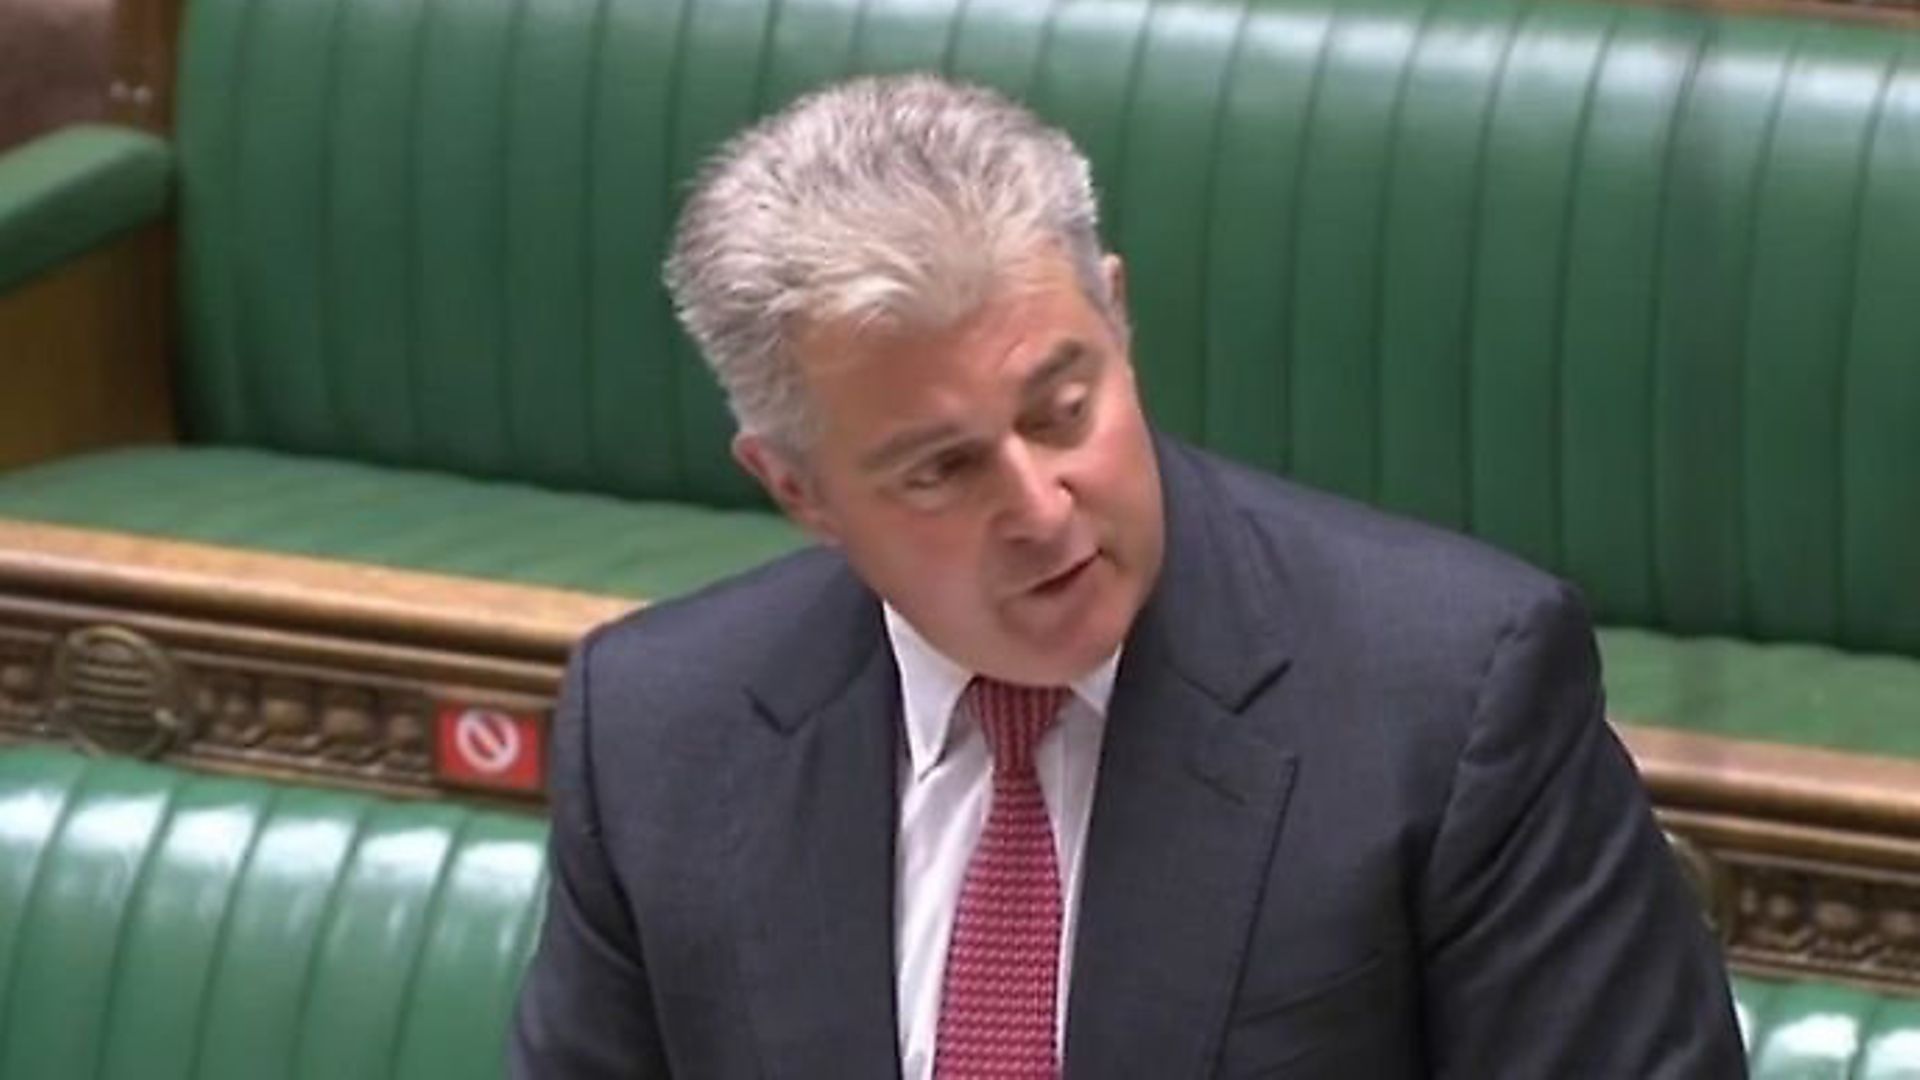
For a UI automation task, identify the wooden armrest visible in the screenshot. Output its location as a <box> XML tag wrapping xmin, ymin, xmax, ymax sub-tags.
<box><xmin>1622</xmin><ymin>723</ymin><xmax>1920</xmax><ymax>842</ymax></box>
<box><xmin>0</xmin><ymin>519</ymin><xmax>632</xmax><ymax>660</ymax></box>
<box><xmin>1617</xmin><ymin>722</ymin><xmax>1920</xmax><ymax>995</ymax></box>
<box><xmin>0</xmin><ymin>520</ymin><xmax>633</xmax><ymax>806</ymax></box>
<box><xmin>0</xmin><ymin>226</ymin><xmax>174</xmax><ymax>470</ymax></box>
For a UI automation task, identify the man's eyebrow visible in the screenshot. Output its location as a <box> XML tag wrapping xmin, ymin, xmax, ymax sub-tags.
<box><xmin>1022</xmin><ymin>340</ymin><xmax>1089</xmax><ymax>396</ymax></box>
<box><xmin>858</xmin><ymin>422</ymin><xmax>969</xmax><ymax>473</ymax></box>
<box><xmin>856</xmin><ymin>341</ymin><xmax>1092</xmax><ymax>473</ymax></box>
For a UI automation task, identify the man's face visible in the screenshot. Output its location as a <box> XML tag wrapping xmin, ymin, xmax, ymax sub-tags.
<box><xmin>737</xmin><ymin>252</ymin><xmax>1164</xmax><ymax>686</ymax></box>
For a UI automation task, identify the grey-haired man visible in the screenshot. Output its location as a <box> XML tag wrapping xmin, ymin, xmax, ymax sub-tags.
<box><xmin>512</xmin><ymin>74</ymin><xmax>1744</xmax><ymax>1079</ymax></box>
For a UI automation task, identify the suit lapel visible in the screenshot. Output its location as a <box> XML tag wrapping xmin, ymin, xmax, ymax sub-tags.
<box><xmin>721</xmin><ymin>440</ymin><xmax>1299</xmax><ymax>1079</ymax></box>
<box><xmin>731</xmin><ymin>568</ymin><xmax>904</xmax><ymax>1079</ymax></box>
<box><xmin>1064</xmin><ymin>441</ymin><xmax>1301</xmax><ymax>1079</ymax></box>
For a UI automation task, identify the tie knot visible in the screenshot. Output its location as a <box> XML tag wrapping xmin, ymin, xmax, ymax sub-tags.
<box><xmin>965</xmin><ymin>678</ymin><xmax>1067</xmax><ymax>775</ymax></box>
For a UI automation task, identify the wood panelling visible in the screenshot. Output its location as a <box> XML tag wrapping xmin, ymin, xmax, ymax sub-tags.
<box><xmin>0</xmin><ymin>225</ymin><xmax>175</xmax><ymax>471</ymax></box>
<box><xmin>0</xmin><ymin>0</ymin><xmax>112</xmax><ymax>150</ymax></box>
<box><xmin>106</xmin><ymin>0</ymin><xmax>183</xmax><ymax>132</ymax></box>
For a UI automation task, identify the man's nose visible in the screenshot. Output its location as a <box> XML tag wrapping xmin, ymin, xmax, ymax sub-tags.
<box><xmin>996</xmin><ymin>439</ymin><xmax>1074</xmax><ymax>539</ymax></box>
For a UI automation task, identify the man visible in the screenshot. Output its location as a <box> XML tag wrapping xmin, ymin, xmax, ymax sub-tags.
<box><xmin>511</xmin><ymin>74</ymin><xmax>1744</xmax><ymax>1078</ymax></box>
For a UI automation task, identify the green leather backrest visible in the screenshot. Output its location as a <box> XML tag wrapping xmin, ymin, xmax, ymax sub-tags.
<box><xmin>1738</xmin><ymin>974</ymin><xmax>1920</xmax><ymax>1078</ymax></box>
<box><xmin>7</xmin><ymin>746</ymin><xmax>1920</xmax><ymax>1077</ymax></box>
<box><xmin>171</xmin><ymin>0</ymin><xmax>1920</xmax><ymax>657</ymax></box>
<box><xmin>0</xmin><ymin>747</ymin><xmax>545</xmax><ymax>1080</ymax></box>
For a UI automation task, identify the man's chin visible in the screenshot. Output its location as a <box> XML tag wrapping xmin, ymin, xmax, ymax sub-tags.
<box><xmin>989</xmin><ymin>618</ymin><xmax>1129</xmax><ymax>686</ymax></box>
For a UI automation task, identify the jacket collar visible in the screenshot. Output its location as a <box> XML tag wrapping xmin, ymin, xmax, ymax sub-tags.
<box><xmin>740</xmin><ymin>432</ymin><xmax>1295</xmax><ymax>732</ymax></box>
<box><xmin>1062</xmin><ymin>436</ymin><xmax>1302</xmax><ymax>1077</ymax></box>
<box><xmin>729</xmin><ymin>432</ymin><xmax>1300</xmax><ymax>1079</ymax></box>
<box><xmin>1125</xmin><ymin>432</ymin><xmax>1295</xmax><ymax>709</ymax></box>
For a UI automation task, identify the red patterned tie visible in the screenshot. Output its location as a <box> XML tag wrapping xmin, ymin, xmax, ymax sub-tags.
<box><xmin>934</xmin><ymin>678</ymin><xmax>1070</xmax><ymax>1079</ymax></box>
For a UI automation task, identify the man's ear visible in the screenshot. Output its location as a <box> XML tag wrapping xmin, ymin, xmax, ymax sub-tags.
<box><xmin>1101</xmin><ymin>253</ymin><xmax>1129</xmax><ymax>321</ymax></box>
<box><xmin>733</xmin><ymin>433</ymin><xmax>842</xmax><ymax>546</ymax></box>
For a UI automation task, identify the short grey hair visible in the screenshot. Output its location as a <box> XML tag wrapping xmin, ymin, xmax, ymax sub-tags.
<box><xmin>664</xmin><ymin>73</ymin><xmax>1112</xmax><ymax>453</ymax></box>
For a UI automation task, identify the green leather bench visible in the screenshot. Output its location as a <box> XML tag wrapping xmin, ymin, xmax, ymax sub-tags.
<box><xmin>0</xmin><ymin>747</ymin><xmax>544</xmax><ymax>1079</ymax></box>
<box><xmin>3</xmin><ymin>0</ymin><xmax>1919</xmax><ymax>1015</ymax></box>
<box><xmin>0</xmin><ymin>745</ymin><xmax>1911</xmax><ymax>1078</ymax></box>
<box><xmin>0</xmin><ymin>0</ymin><xmax>1915</xmax><ymax>761</ymax></box>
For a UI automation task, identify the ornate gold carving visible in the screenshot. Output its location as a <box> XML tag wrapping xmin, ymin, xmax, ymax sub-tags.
<box><xmin>185</xmin><ymin>664</ymin><xmax>434</xmax><ymax>785</ymax></box>
<box><xmin>1880</xmin><ymin>899</ymin><xmax>1920</xmax><ymax>970</ymax></box>
<box><xmin>0</xmin><ymin>657</ymin><xmax>38</xmax><ymax>698</ymax></box>
<box><xmin>1721</xmin><ymin>858</ymin><xmax>1920</xmax><ymax>988</ymax></box>
<box><xmin>48</xmin><ymin>625</ymin><xmax>187</xmax><ymax>759</ymax></box>
<box><xmin>0</xmin><ymin>600</ymin><xmax>545</xmax><ymax>803</ymax></box>
<box><xmin>1665</xmin><ymin>830</ymin><xmax>1730</xmax><ymax>931</ymax></box>
<box><xmin>0</xmin><ymin>532</ymin><xmax>591</xmax><ymax>806</ymax></box>
<box><xmin>0</xmin><ymin>634</ymin><xmax>54</xmax><ymax>733</ymax></box>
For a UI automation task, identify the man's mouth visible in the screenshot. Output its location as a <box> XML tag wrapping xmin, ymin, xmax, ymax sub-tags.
<box><xmin>1024</xmin><ymin>553</ymin><xmax>1097</xmax><ymax>596</ymax></box>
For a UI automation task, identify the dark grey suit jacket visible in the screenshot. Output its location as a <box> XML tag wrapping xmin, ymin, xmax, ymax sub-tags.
<box><xmin>511</xmin><ymin>437</ymin><xmax>1745</xmax><ymax>1078</ymax></box>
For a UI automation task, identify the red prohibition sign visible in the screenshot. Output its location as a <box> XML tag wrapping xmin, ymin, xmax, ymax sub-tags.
<box><xmin>453</xmin><ymin>708</ymin><xmax>522</xmax><ymax>775</ymax></box>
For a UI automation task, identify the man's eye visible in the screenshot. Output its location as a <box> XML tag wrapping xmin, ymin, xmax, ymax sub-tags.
<box><xmin>1037</xmin><ymin>387</ymin><xmax>1092</xmax><ymax>434</ymax></box>
<box><xmin>902</xmin><ymin>451</ymin><xmax>970</xmax><ymax>491</ymax></box>
<box><xmin>1058</xmin><ymin>391</ymin><xmax>1090</xmax><ymax>423</ymax></box>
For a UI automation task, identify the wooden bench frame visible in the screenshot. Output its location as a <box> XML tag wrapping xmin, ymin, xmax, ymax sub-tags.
<box><xmin>1625</xmin><ymin>727</ymin><xmax>1920</xmax><ymax>996</ymax></box>
<box><xmin>1</xmin><ymin>521</ymin><xmax>1916</xmax><ymax>995</ymax></box>
<box><xmin>0</xmin><ymin>521</ymin><xmax>626</xmax><ymax>807</ymax></box>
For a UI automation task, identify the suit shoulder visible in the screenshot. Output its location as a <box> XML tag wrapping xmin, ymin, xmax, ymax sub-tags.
<box><xmin>1168</xmin><ymin>445</ymin><xmax>1599</xmax><ymax>821</ymax></box>
<box><xmin>1189</xmin><ymin>444</ymin><xmax>1580</xmax><ymax>633</ymax></box>
<box><xmin>578</xmin><ymin>544</ymin><xmax>850</xmax><ymax>703</ymax></box>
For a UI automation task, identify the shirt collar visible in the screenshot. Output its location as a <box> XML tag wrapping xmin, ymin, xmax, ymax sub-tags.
<box><xmin>883</xmin><ymin>603</ymin><xmax>1121</xmax><ymax>783</ymax></box>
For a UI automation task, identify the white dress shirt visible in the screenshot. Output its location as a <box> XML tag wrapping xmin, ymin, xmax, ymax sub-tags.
<box><xmin>885</xmin><ymin>604</ymin><xmax>1118</xmax><ymax>1080</ymax></box>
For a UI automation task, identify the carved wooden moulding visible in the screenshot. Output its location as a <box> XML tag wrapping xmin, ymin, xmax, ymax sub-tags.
<box><xmin>1662</xmin><ymin>826</ymin><xmax>1920</xmax><ymax>990</ymax></box>
<box><xmin>1628</xmin><ymin>724</ymin><xmax>1920</xmax><ymax>995</ymax></box>
<box><xmin>7</xmin><ymin>524</ymin><xmax>1920</xmax><ymax>995</ymax></box>
<box><xmin>1728</xmin><ymin>860</ymin><xmax>1920</xmax><ymax>986</ymax></box>
<box><xmin>0</xmin><ymin>615</ymin><xmax>557</xmax><ymax>803</ymax></box>
<box><xmin>0</xmin><ymin>521</ymin><xmax>631</xmax><ymax>805</ymax></box>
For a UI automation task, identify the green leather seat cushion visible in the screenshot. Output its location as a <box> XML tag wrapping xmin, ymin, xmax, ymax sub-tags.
<box><xmin>1737</xmin><ymin>974</ymin><xmax>1920</xmax><ymax>1078</ymax></box>
<box><xmin>0</xmin><ymin>445</ymin><xmax>805</xmax><ymax>598</ymax></box>
<box><xmin>0</xmin><ymin>745</ymin><xmax>547</xmax><ymax>1080</ymax></box>
<box><xmin>3</xmin><ymin>446</ymin><xmax>1917</xmax><ymax>757</ymax></box>
<box><xmin>1603</xmin><ymin>628</ymin><xmax>1920</xmax><ymax>757</ymax></box>
<box><xmin>1</xmin><ymin>745</ymin><xmax>1915</xmax><ymax>1077</ymax></box>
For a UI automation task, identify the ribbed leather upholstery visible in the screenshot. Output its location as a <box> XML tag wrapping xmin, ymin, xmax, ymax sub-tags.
<box><xmin>165</xmin><ymin>0</ymin><xmax>1920</xmax><ymax>658</ymax></box>
<box><xmin>1737</xmin><ymin>975</ymin><xmax>1920</xmax><ymax>1078</ymax></box>
<box><xmin>0</xmin><ymin>446</ymin><xmax>804</xmax><ymax>597</ymax></box>
<box><xmin>1602</xmin><ymin>627</ymin><xmax>1920</xmax><ymax>754</ymax></box>
<box><xmin>3</xmin><ymin>746</ymin><xmax>1918</xmax><ymax>1078</ymax></box>
<box><xmin>0</xmin><ymin>125</ymin><xmax>172</xmax><ymax>291</ymax></box>
<box><xmin>0</xmin><ymin>746</ymin><xmax>545</xmax><ymax>1080</ymax></box>
<box><xmin>5</xmin><ymin>450</ymin><xmax>1917</xmax><ymax>758</ymax></box>
<box><xmin>171</xmin><ymin>0</ymin><xmax>759</xmax><ymax>507</ymax></box>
